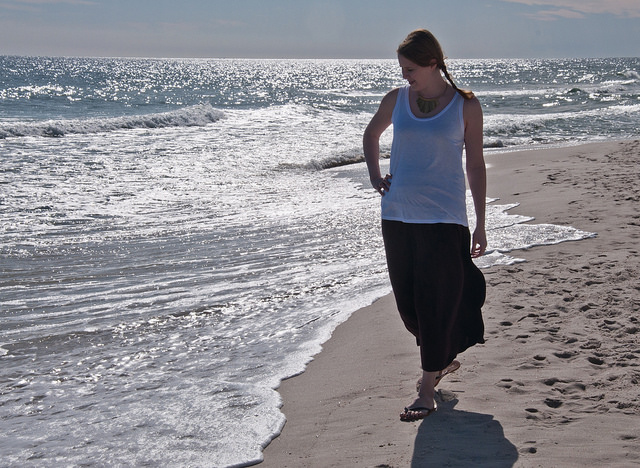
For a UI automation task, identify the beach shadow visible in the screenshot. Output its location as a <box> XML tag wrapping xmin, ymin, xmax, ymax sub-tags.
<box><xmin>411</xmin><ymin>396</ymin><xmax>519</xmax><ymax>468</ymax></box>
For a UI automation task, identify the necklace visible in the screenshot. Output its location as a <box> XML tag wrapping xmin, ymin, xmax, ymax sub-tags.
<box><xmin>416</xmin><ymin>85</ymin><xmax>448</xmax><ymax>114</ymax></box>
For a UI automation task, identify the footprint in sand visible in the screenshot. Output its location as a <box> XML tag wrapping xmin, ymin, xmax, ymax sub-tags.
<box><xmin>497</xmin><ymin>378</ymin><xmax>525</xmax><ymax>391</ymax></box>
<box><xmin>519</xmin><ymin>441</ymin><xmax>538</xmax><ymax>454</ymax></box>
<box><xmin>524</xmin><ymin>407</ymin><xmax>540</xmax><ymax>420</ymax></box>
<box><xmin>551</xmin><ymin>381</ymin><xmax>587</xmax><ymax>394</ymax></box>
<box><xmin>553</xmin><ymin>351</ymin><xmax>576</xmax><ymax>359</ymax></box>
<box><xmin>588</xmin><ymin>356</ymin><xmax>606</xmax><ymax>365</ymax></box>
<box><xmin>544</xmin><ymin>398</ymin><xmax>563</xmax><ymax>409</ymax></box>
<box><xmin>580</xmin><ymin>338</ymin><xmax>601</xmax><ymax>349</ymax></box>
<box><xmin>543</xmin><ymin>377</ymin><xmax>561</xmax><ymax>386</ymax></box>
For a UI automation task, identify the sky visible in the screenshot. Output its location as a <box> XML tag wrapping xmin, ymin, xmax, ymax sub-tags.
<box><xmin>0</xmin><ymin>0</ymin><xmax>639</xmax><ymax>59</ymax></box>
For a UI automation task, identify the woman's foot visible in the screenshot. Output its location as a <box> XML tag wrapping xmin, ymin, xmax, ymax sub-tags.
<box><xmin>403</xmin><ymin>370</ymin><xmax>437</xmax><ymax>421</ymax></box>
<box><xmin>416</xmin><ymin>360</ymin><xmax>461</xmax><ymax>392</ymax></box>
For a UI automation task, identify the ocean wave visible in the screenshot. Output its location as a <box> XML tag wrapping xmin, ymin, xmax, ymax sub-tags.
<box><xmin>0</xmin><ymin>103</ymin><xmax>224</xmax><ymax>138</ymax></box>
<box><xmin>621</xmin><ymin>69</ymin><xmax>640</xmax><ymax>80</ymax></box>
<box><xmin>485</xmin><ymin>101</ymin><xmax>640</xmax><ymax>136</ymax></box>
<box><xmin>299</xmin><ymin>139</ymin><xmax>513</xmax><ymax>170</ymax></box>
<box><xmin>479</xmin><ymin>77</ymin><xmax>637</xmax><ymax>99</ymax></box>
<box><xmin>306</xmin><ymin>152</ymin><xmax>366</xmax><ymax>170</ymax></box>
<box><xmin>280</xmin><ymin>151</ymin><xmax>392</xmax><ymax>171</ymax></box>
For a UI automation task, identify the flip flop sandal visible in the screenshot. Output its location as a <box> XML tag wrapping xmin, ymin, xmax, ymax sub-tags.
<box><xmin>400</xmin><ymin>403</ymin><xmax>437</xmax><ymax>422</ymax></box>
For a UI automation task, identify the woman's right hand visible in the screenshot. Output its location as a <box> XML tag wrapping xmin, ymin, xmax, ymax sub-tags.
<box><xmin>371</xmin><ymin>174</ymin><xmax>392</xmax><ymax>196</ymax></box>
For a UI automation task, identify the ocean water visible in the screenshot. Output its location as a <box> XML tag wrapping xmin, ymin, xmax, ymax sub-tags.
<box><xmin>1</xmin><ymin>56</ymin><xmax>637</xmax><ymax>467</ymax></box>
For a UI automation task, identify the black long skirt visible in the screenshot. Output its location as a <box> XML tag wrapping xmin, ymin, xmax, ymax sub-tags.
<box><xmin>382</xmin><ymin>220</ymin><xmax>486</xmax><ymax>372</ymax></box>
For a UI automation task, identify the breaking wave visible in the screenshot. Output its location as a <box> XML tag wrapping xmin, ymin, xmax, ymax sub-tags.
<box><xmin>0</xmin><ymin>103</ymin><xmax>224</xmax><ymax>138</ymax></box>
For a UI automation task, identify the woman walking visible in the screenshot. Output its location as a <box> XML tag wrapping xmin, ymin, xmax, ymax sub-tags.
<box><xmin>363</xmin><ymin>29</ymin><xmax>487</xmax><ymax>422</ymax></box>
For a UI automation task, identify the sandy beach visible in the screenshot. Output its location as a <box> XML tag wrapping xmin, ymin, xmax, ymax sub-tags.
<box><xmin>260</xmin><ymin>140</ymin><xmax>640</xmax><ymax>468</ymax></box>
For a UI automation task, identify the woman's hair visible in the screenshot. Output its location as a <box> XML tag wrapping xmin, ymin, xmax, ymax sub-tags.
<box><xmin>397</xmin><ymin>29</ymin><xmax>474</xmax><ymax>100</ymax></box>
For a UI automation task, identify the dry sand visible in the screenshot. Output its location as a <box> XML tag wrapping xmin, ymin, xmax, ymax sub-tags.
<box><xmin>260</xmin><ymin>140</ymin><xmax>640</xmax><ymax>468</ymax></box>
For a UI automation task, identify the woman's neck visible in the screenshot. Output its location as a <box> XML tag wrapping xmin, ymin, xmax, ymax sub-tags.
<box><xmin>415</xmin><ymin>78</ymin><xmax>448</xmax><ymax>99</ymax></box>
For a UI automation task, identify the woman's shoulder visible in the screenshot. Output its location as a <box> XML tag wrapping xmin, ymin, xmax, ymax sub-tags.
<box><xmin>462</xmin><ymin>94</ymin><xmax>483</xmax><ymax>129</ymax></box>
<box><xmin>384</xmin><ymin>87</ymin><xmax>402</xmax><ymax>100</ymax></box>
<box><xmin>379</xmin><ymin>87</ymin><xmax>402</xmax><ymax>112</ymax></box>
<box><xmin>462</xmin><ymin>94</ymin><xmax>482</xmax><ymax>116</ymax></box>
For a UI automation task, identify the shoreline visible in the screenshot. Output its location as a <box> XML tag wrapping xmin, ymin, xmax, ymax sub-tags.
<box><xmin>260</xmin><ymin>140</ymin><xmax>640</xmax><ymax>467</ymax></box>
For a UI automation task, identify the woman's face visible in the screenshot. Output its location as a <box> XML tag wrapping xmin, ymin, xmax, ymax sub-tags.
<box><xmin>398</xmin><ymin>55</ymin><xmax>436</xmax><ymax>90</ymax></box>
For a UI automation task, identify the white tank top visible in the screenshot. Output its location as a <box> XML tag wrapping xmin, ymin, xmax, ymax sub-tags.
<box><xmin>381</xmin><ymin>85</ymin><xmax>468</xmax><ymax>226</ymax></box>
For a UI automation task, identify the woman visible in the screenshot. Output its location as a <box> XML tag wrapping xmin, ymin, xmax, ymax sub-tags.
<box><xmin>363</xmin><ymin>29</ymin><xmax>487</xmax><ymax>422</ymax></box>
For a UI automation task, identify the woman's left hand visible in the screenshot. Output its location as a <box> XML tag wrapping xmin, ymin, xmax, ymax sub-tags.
<box><xmin>471</xmin><ymin>228</ymin><xmax>487</xmax><ymax>258</ymax></box>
